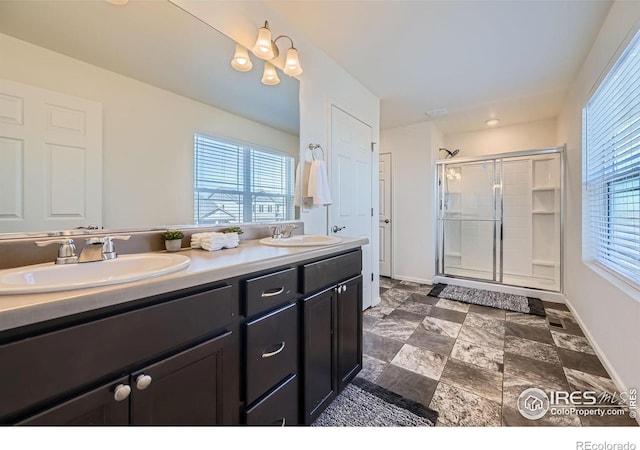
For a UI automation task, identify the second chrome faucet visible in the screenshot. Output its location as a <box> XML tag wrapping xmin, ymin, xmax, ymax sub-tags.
<box><xmin>269</xmin><ymin>224</ymin><xmax>298</xmax><ymax>239</ymax></box>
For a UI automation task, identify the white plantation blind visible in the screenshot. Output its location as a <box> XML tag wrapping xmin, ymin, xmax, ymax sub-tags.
<box><xmin>584</xmin><ymin>29</ymin><xmax>640</xmax><ymax>286</ymax></box>
<box><xmin>194</xmin><ymin>133</ymin><xmax>295</xmax><ymax>224</ymax></box>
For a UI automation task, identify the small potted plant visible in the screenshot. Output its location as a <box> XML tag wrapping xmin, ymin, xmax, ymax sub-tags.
<box><xmin>222</xmin><ymin>226</ymin><xmax>243</xmax><ymax>235</ymax></box>
<box><xmin>162</xmin><ymin>229</ymin><xmax>184</xmax><ymax>252</ymax></box>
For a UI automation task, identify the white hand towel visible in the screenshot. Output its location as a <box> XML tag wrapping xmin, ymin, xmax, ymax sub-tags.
<box><xmin>308</xmin><ymin>160</ymin><xmax>332</xmax><ymax>206</ymax></box>
<box><xmin>294</xmin><ymin>161</ymin><xmax>313</xmax><ymax>206</ymax></box>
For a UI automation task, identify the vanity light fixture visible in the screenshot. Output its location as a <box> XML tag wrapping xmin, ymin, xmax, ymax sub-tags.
<box><xmin>486</xmin><ymin>118</ymin><xmax>500</xmax><ymax>126</ymax></box>
<box><xmin>261</xmin><ymin>62</ymin><xmax>280</xmax><ymax>86</ymax></box>
<box><xmin>231</xmin><ymin>44</ymin><xmax>253</xmax><ymax>72</ymax></box>
<box><xmin>231</xmin><ymin>20</ymin><xmax>303</xmax><ymax>85</ymax></box>
<box><xmin>252</xmin><ymin>21</ymin><xmax>276</xmax><ymax>60</ymax></box>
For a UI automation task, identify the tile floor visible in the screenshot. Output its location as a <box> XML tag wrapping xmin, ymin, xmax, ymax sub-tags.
<box><xmin>357</xmin><ymin>277</ymin><xmax>637</xmax><ymax>427</ymax></box>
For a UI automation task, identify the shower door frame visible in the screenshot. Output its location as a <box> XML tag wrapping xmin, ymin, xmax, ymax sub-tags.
<box><xmin>435</xmin><ymin>145</ymin><xmax>565</xmax><ymax>293</ymax></box>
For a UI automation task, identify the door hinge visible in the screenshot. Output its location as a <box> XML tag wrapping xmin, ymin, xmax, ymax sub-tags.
<box><xmin>371</xmin><ymin>142</ymin><xmax>376</xmax><ymax>152</ymax></box>
<box><xmin>371</xmin><ymin>273</ymin><xmax>374</xmax><ymax>282</ymax></box>
<box><xmin>371</xmin><ymin>208</ymin><xmax>373</xmax><ymax>217</ymax></box>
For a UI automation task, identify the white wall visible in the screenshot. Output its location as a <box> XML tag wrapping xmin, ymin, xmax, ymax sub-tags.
<box><xmin>380</xmin><ymin>122</ymin><xmax>442</xmax><ymax>284</ymax></box>
<box><xmin>171</xmin><ymin>1</ymin><xmax>381</xmax><ymax>304</ymax></box>
<box><xmin>444</xmin><ymin>118</ymin><xmax>557</xmax><ymax>158</ymax></box>
<box><xmin>0</xmin><ymin>33</ymin><xmax>298</xmax><ymax>230</ymax></box>
<box><xmin>557</xmin><ymin>1</ymin><xmax>640</xmax><ymax>397</ymax></box>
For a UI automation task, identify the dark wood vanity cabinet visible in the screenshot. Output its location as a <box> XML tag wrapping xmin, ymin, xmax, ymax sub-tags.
<box><xmin>242</xmin><ymin>267</ymin><xmax>299</xmax><ymax>426</ymax></box>
<box><xmin>2</xmin><ymin>246</ymin><xmax>363</xmax><ymax>426</ymax></box>
<box><xmin>337</xmin><ymin>275</ymin><xmax>363</xmax><ymax>392</ymax></box>
<box><xmin>18</xmin><ymin>332</ymin><xmax>234</xmax><ymax>426</ymax></box>
<box><xmin>301</xmin><ymin>251</ymin><xmax>363</xmax><ymax>425</ymax></box>
<box><xmin>3</xmin><ymin>283</ymin><xmax>239</xmax><ymax>426</ymax></box>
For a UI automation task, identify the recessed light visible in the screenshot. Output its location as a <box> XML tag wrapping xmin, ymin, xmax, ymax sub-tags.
<box><xmin>486</xmin><ymin>118</ymin><xmax>500</xmax><ymax>126</ymax></box>
<box><xmin>106</xmin><ymin>0</ymin><xmax>128</xmax><ymax>5</ymax></box>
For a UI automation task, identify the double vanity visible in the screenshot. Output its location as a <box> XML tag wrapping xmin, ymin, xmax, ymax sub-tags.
<box><xmin>0</xmin><ymin>235</ymin><xmax>366</xmax><ymax>426</ymax></box>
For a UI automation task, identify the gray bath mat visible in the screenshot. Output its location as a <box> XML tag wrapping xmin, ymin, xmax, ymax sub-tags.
<box><xmin>428</xmin><ymin>283</ymin><xmax>546</xmax><ymax>316</ymax></box>
<box><xmin>312</xmin><ymin>377</ymin><xmax>438</xmax><ymax>427</ymax></box>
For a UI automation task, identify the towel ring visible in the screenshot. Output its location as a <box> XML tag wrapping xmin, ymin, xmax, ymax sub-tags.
<box><xmin>308</xmin><ymin>143</ymin><xmax>325</xmax><ymax>161</ymax></box>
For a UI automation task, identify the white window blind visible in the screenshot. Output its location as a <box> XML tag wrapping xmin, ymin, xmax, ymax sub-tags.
<box><xmin>194</xmin><ymin>134</ymin><xmax>295</xmax><ymax>224</ymax></box>
<box><xmin>584</xmin><ymin>29</ymin><xmax>640</xmax><ymax>287</ymax></box>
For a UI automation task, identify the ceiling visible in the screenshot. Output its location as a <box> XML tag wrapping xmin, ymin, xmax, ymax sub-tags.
<box><xmin>266</xmin><ymin>0</ymin><xmax>613</xmax><ymax>133</ymax></box>
<box><xmin>0</xmin><ymin>1</ymin><xmax>300</xmax><ymax>135</ymax></box>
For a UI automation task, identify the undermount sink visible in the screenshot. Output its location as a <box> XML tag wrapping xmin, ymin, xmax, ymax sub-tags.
<box><xmin>0</xmin><ymin>253</ymin><xmax>190</xmax><ymax>295</ymax></box>
<box><xmin>259</xmin><ymin>235</ymin><xmax>343</xmax><ymax>247</ymax></box>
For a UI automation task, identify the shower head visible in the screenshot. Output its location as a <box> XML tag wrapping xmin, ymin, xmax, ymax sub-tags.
<box><xmin>439</xmin><ymin>148</ymin><xmax>460</xmax><ymax>159</ymax></box>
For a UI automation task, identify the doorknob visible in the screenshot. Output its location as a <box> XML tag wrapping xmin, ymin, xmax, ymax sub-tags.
<box><xmin>332</xmin><ymin>225</ymin><xmax>346</xmax><ymax>233</ymax></box>
<box><xmin>381</xmin><ymin>219</ymin><xmax>390</xmax><ymax>223</ymax></box>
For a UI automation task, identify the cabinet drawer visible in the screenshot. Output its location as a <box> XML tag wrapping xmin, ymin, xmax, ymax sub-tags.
<box><xmin>245</xmin><ymin>374</ymin><xmax>298</xmax><ymax>426</ymax></box>
<box><xmin>245</xmin><ymin>302</ymin><xmax>297</xmax><ymax>405</ymax></box>
<box><xmin>0</xmin><ymin>284</ymin><xmax>235</xmax><ymax>422</ymax></box>
<box><xmin>244</xmin><ymin>267</ymin><xmax>297</xmax><ymax>317</ymax></box>
<box><xmin>301</xmin><ymin>250</ymin><xmax>362</xmax><ymax>295</ymax></box>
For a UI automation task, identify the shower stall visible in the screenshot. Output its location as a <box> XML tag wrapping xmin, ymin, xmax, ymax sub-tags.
<box><xmin>436</xmin><ymin>146</ymin><xmax>564</xmax><ymax>292</ymax></box>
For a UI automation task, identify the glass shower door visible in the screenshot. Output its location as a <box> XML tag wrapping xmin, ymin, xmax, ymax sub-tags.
<box><xmin>438</xmin><ymin>159</ymin><xmax>502</xmax><ymax>282</ymax></box>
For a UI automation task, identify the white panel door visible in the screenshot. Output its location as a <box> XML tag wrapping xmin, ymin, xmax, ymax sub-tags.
<box><xmin>329</xmin><ymin>106</ymin><xmax>373</xmax><ymax>309</ymax></box>
<box><xmin>0</xmin><ymin>78</ymin><xmax>102</xmax><ymax>232</ymax></box>
<box><xmin>379</xmin><ymin>153</ymin><xmax>392</xmax><ymax>277</ymax></box>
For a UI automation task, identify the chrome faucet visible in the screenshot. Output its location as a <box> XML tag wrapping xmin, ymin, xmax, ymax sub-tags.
<box><xmin>269</xmin><ymin>224</ymin><xmax>283</xmax><ymax>239</ymax></box>
<box><xmin>269</xmin><ymin>224</ymin><xmax>298</xmax><ymax>239</ymax></box>
<box><xmin>35</xmin><ymin>238</ymin><xmax>78</xmax><ymax>265</ymax></box>
<box><xmin>36</xmin><ymin>235</ymin><xmax>130</xmax><ymax>264</ymax></box>
<box><xmin>78</xmin><ymin>236</ymin><xmax>131</xmax><ymax>262</ymax></box>
<box><xmin>282</xmin><ymin>224</ymin><xmax>298</xmax><ymax>238</ymax></box>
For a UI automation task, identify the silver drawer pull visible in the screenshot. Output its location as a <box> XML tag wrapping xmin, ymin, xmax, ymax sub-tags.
<box><xmin>261</xmin><ymin>287</ymin><xmax>285</xmax><ymax>298</ymax></box>
<box><xmin>261</xmin><ymin>341</ymin><xmax>286</xmax><ymax>358</ymax></box>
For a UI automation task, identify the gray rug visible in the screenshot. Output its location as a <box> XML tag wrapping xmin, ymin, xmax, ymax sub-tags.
<box><xmin>312</xmin><ymin>377</ymin><xmax>438</xmax><ymax>427</ymax></box>
<box><xmin>428</xmin><ymin>283</ymin><xmax>546</xmax><ymax>316</ymax></box>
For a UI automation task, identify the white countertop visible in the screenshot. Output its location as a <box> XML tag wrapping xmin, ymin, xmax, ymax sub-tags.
<box><xmin>0</xmin><ymin>237</ymin><xmax>367</xmax><ymax>333</ymax></box>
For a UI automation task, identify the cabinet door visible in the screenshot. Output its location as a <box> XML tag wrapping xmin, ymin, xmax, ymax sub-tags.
<box><xmin>302</xmin><ymin>288</ymin><xmax>337</xmax><ymax>425</ymax></box>
<box><xmin>130</xmin><ymin>331</ymin><xmax>235</xmax><ymax>425</ymax></box>
<box><xmin>337</xmin><ymin>275</ymin><xmax>363</xmax><ymax>392</ymax></box>
<box><xmin>17</xmin><ymin>376</ymin><xmax>129</xmax><ymax>425</ymax></box>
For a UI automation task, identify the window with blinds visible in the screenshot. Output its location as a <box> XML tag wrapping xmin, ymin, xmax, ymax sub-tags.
<box><xmin>583</xmin><ymin>29</ymin><xmax>640</xmax><ymax>287</ymax></box>
<box><xmin>194</xmin><ymin>133</ymin><xmax>295</xmax><ymax>224</ymax></box>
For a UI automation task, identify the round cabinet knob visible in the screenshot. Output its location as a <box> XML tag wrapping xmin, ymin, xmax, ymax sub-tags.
<box><xmin>136</xmin><ymin>374</ymin><xmax>153</xmax><ymax>390</ymax></box>
<box><xmin>113</xmin><ymin>384</ymin><xmax>131</xmax><ymax>402</ymax></box>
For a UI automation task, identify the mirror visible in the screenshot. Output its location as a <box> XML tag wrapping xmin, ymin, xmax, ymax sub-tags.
<box><xmin>0</xmin><ymin>0</ymin><xmax>300</xmax><ymax>238</ymax></box>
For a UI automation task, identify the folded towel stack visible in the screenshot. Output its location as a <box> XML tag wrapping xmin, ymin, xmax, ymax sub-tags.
<box><xmin>199</xmin><ymin>232</ymin><xmax>225</xmax><ymax>252</ymax></box>
<box><xmin>191</xmin><ymin>232</ymin><xmax>239</xmax><ymax>251</ymax></box>
<box><xmin>222</xmin><ymin>232</ymin><xmax>239</xmax><ymax>249</ymax></box>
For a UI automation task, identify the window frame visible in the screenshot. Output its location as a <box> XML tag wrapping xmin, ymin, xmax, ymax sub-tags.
<box><xmin>582</xmin><ymin>29</ymin><xmax>640</xmax><ymax>291</ymax></box>
<box><xmin>193</xmin><ymin>133</ymin><xmax>296</xmax><ymax>225</ymax></box>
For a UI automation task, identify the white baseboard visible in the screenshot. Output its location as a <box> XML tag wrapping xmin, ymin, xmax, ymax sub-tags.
<box><xmin>391</xmin><ymin>274</ymin><xmax>434</xmax><ymax>286</ymax></box>
<box><xmin>433</xmin><ymin>276</ymin><xmax>567</xmax><ymax>303</ymax></box>
<box><xmin>564</xmin><ymin>296</ymin><xmax>640</xmax><ymax>426</ymax></box>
